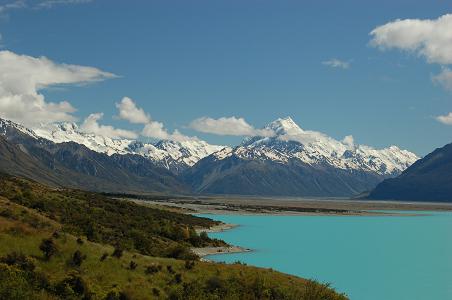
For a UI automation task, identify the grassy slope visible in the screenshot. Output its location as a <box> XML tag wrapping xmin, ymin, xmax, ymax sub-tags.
<box><xmin>0</xmin><ymin>175</ymin><xmax>348</xmax><ymax>300</ymax></box>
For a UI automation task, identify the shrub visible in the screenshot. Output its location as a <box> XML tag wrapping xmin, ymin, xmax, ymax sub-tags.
<box><xmin>54</xmin><ymin>274</ymin><xmax>91</xmax><ymax>299</ymax></box>
<box><xmin>0</xmin><ymin>252</ymin><xmax>35</xmax><ymax>271</ymax></box>
<box><xmin>166</xmin><ymin>265</ymin><xmax>175</xmax><ymax>274</ymax></box>
<box><xmin>129</xmin><ymin>261</ymin><xmax>137</xmax><ymax>270</ymax></box>
<box><xmin>70</xmin><ymin>250</ymin><xmax>86</xmax><ymax>267</ymax></box>
<box><xmin>100</xmin><ymin>252</ymin><xmax>109</xmax><ymax>262</ymax></box>
<box><xmin>145</xmin><ymin>263</ymin><xmax>162</xmax><ymax>275</ymax></box>
<box><xmin>174</xmin><ymin>273</ymin><xmax>182</xmax><ymax>284</ymax></box>
<box><xmin>184</xmin><ymin>260</ymin><xmax>195</xmax><ymax>270</ymax></box>
<box><xmin>112</xmin><ymin>247</ymin><xmax>123</xmax><ymax>259</ymax></box>
<box><xmin>76</xmin><ymin>237</ymin><xmax>84</xmax><ymax>245</ymax></box>
<box><xmin>39</xmin><ymin>238</ymin><xmax>57</xmax><ymax>260</ymax></box>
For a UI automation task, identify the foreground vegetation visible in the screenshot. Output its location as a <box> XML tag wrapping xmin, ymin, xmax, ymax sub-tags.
<box><xmin>0</xmin><ymin>174</ymin><xmax>347</xmax><ymax>299</ymax></box>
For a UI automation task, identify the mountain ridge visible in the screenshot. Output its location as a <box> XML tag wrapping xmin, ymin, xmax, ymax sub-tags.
<box><xmin>367</xmin><ymin>142</ymin><xmax>452</xmax><ymax>202</ymax></box>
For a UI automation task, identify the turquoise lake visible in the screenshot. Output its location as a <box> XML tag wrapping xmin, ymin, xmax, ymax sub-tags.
<box><xmin>199</xmin><ymin>212</ymin><xmax>452</xmax><ymax>300</ymax></box>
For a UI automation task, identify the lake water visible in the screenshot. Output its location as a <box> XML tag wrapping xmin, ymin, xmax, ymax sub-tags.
<box><xmin>199</xmin><ymin>212</ymin><xmax>452</xmax><ymax>300</ymax></box>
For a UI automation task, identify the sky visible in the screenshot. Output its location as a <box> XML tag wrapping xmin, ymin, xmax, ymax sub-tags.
<box><xmin>0</xmin><ymin>0</ymin><xmax>452</xmax><ymax>155</ymax></box>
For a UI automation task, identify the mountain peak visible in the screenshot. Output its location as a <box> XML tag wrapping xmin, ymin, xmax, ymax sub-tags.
<box><xmin>265</xmin><ymin>116</ymin><xmax>303</xmax><ymax>136</ymax></box>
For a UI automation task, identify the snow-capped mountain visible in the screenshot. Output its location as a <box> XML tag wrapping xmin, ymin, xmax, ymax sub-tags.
<box><xmin>1</xmin><ymin>116</ymin><xmax>420</xmax><ymax>197</ymax></box>
<box><xmin>33</xmin><ymin>122</ymin><xmax>224</xmax><ymax>173</ymax></box>
<box><xmin>223</xmin><ymin>117</ymin><xmax>418</xmax><ymax>176</ymax></box>
<box><xmin>0</xmin><ymin>117</ymin><xmax>188</xmax><ymax>193</ymax></box>
<box><xmin>184</xmin><ymin>117</ymin><xmax>419</xmax><ymax>197</ymax></box>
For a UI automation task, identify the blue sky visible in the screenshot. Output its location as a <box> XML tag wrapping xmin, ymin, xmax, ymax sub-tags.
<box><xmin>1</xmin><ymin>0</ymin><xmax>452</xmax><ymax>155</ymax></box>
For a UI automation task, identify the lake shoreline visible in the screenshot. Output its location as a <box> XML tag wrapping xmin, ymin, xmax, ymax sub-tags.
<box><xmin>192</xmin><ymin>222</ymin><xmax>251</xmax><ymax>260</ymax></box>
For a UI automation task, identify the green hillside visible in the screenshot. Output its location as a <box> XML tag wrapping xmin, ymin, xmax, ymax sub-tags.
<box><xmin>0</xmin><ymin>174</ymin><xmax>347</xmax><ymax>300</ymax></box>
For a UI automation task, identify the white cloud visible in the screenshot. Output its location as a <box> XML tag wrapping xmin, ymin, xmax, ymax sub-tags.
<box><xmin>432</xmin><ymin>68</ymin><xmax>452</xmax><ymax>91</ymax></box>
<box><xmin>115</xmin><ymin>97</ymin><xmax>151</xmax><ymax>124</ymax></box>
<box><xmin>80</xmin><ymin>113</ymin><xmax>137</xmax><ymax>139</ymax></box>
<box><xmin>342</xmin><ymin>135</ymin><xmax>355</xmax><ymax>148</ymax></box>
<box><xmin>0</xmin><ymin>1</ymin><xmax>26</xmax><ymax>14</ymax></box>
<box><xmin>370</xmin><ymin>14</ymin><xmax>452</xmax><ymax>65</ymax></box>
<box><xmin>189</xmin><ymin>116</ymin><xmax>274</xmax><ymax>137</ymax></box>
<box><xmin>436</xmin><ymin>112</ymin><xmax>452</xmax><ymax>125</ymax></box>
<box><xmin>0</xmin><ymin>0</ymin><xmax>91</xmax><ymax>13</ymax></box>
<box><xmin>115</xmin><ymin>96</ymin><xmax>194</xmax><ymax>141</ymax></box>
<box><xmin>322</xmin><ymin>59</ymin><xmax>350</xmax><ymax>69</ymax></box>
<box><xmin>37</xmin><ymin>0</ymin><xmax>94</xmax><ymax>9</ymax></box>
<box><xmin>0</xmin><ymin>50</ymin><xmax>115</xmax><ymax>126</ymax></box>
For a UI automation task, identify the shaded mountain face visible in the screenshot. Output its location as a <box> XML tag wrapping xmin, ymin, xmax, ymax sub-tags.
<box><xmin>0</xmin><ymin>119</ymin><xmax>187</xmax><ymax>193</ymax></box>
<box><xmin>183</xmin><ymin>117</ymin><xmax>419</xmax><ymax>197</ymax></box>
<box><xmin>34</xmin><ymin>122</ymin><xmax>224</xmax><ymax>174</ymax></box>
<box><xmin>368</xmin><ymin>143</ymin><xmax>452</xmax><ymax>202</ymax></box>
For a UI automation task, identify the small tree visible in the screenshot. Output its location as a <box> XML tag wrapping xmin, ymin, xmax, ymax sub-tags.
<box><xmin>39</xmin><ymin>238</ymin><xmax>57</xmax><ymax>260</ymax></box>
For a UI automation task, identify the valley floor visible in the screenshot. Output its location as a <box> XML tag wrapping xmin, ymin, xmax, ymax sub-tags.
<box><xmin>125</xmin><ymin>196</ymin><xmax>452</xmax><ymax>217</ymax></box>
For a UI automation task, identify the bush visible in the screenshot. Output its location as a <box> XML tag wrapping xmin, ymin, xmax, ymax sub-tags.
<box><xmin>166</xmin><ymin>265</ymin><xmax>175</xmax><ymax>274</ymax></box>
<box><xmin>70</xmin><ymin>250</ymin><xmax>86</xmax><ymax>267</ymax></box>
<box><xmin>145</xmin><ymin>263</ymin><xmax>162</xmax><ymax>275</ymax></box>
<box><xmin>100</xmin><ymin>252</ymin><xmax>109</xmax><ymax>262</ymax></box>
<box><xmin>0</xmin><ymin>252</ymin><xmax>35</xmax><ymax>271</ymax></box>
<box><xmin>112</xmin><ymin>247</ymin><xmax>123</xmax><ymax>259</ymax></box>
<box><xmin>184</xmin><ymin>260</ymin><xmax>195</xmax><ymax>270</ymax></box>
<box><xmin>0</xmin><ymin>263</ymin><xmax>34</xmax><ymax>299</ymax></box>
<box><xmin>54</xmin><ymin>274</ymin><xmax>91</xmax><ymax>299</ymax></box>
<box><xmin>76</xmin><ymin>237</ymin><xmax>84</xmax><ymax>245</ymax></box>
<box><xmin>39</xmin><ymin>238</ymin><xmax>57</xmax><ymax>260</ymax></box>
<box><xmin>129</xmin><ymin>261</ymin><xmax>137</xmax><ymax>270</ymax></box>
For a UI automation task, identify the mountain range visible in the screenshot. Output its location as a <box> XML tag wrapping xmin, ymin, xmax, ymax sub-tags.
<box><xmin>0</xmin><ymin>117</ymin><xmax>419</xmax><ymax>197</ymax></box>
<box><xmin>368</xmin><ymin>142</ymin><xmax>452</xmax><ymax>202</ymax></box>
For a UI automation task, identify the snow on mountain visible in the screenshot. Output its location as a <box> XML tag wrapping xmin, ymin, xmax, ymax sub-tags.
<box><xmin>32</xmin><ymin>121</ymin><xmax>225</xmax><ymax>173</ymax></box>
<box><xmin>213</xmin><ymin>117</ymin><xmax>419</xmax><ymax>176</ymax></box>
<box><xmin>0</xmin><ymin>118</ymin><xmax>40</xmax><ymax>140</ymax></box>
<box><xmin>34</xmin><ymin>123</ymin><xmax>133</xmax><ymax>155</ymax></box>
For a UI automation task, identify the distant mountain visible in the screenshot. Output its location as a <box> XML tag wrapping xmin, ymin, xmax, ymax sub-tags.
<box><xmin>0</xmin><ymin>118</ymin><xmax>187</xmax><ymax>193</ymax></box>
<box><xmin>368</xmin><ymin>143</ymin><xmax>452</xmax><ymax>202</ymax></box>
<box><xmin>1</xmin><ymin>117</ymin><xmax>420</xmax><ymax>197</ymax></box>
<box><xmin>183</xmin><ymin>117</ymin><xmax>419</xmax><ymax>197</ymax></box>
<box><xmin>34</xmin><ymin>122</ymin><xmax>224</xmax><ymax>174</ymax></box>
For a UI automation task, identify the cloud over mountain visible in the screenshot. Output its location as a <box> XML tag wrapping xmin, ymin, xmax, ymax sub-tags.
<box><xmin>189</xmin><ymin>116</ymin><xmax>274</xmax><ymax>137</ymax></box>
<box><xmin>80</xmin><ymin>113</ymin><xmax>138</xmax><ymax>139</ymax></box>
<box><xmin>0</xmin><ymin>50</ymin><xmax>115</xmax><ymax>126</ymax></box>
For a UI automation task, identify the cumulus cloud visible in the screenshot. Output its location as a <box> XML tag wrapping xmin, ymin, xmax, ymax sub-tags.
<box><xmin>370</xmin><ymin>14</ymin><xmax>452</xmax><ymax>65</ymax></box>
<box><xmin>322</xmin><ymin>59</ymin><xmax>350</xmax><ymax>69</ymax></box>
<box><xmin>436</xmin><ymin>112</ymin><xmax>452</xmax><ymax>125</ymax></box>
<box><xmin>115</xmin><ymin>96</ymin><xmax>194</xmax><ymax>141</ymax></box>
<box><xmin>80</xmin><ymin>113</ymin><xmax>137</xmax><ymax>139</ymax></box>
<box><xmin>189</xmin><ymin>116</ymin><xmax>274</xmax><ymax>137</ymax></box>
<box><xmin>370</xmin><ymin>14</ymin><xmax>452</xmax><ymax>122</ymax></box>
<box><xmin>0</xmin><ymin>50</ymin><xmax>115</xmax><ymax>126</ymax></box>
<box><xmin>115</xmin><ymin>97</ymin><xmax>151</xmax><ymax>124</ymax></box>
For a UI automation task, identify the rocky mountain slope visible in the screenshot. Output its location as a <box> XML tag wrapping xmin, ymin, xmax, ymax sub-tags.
<box><xmin>368</xmin><ymin>142</ymin><xmax>452</xmax><ymax>202</ymax></box>
<box><xmin>0</xmin><ymin>118</ymin><xmax>187</xmax><ymax>193</ymax></box>
<box><xmin>183</xmin><ymin>117</ymin><xmax>419</xmax><ymax>197</ymax></box>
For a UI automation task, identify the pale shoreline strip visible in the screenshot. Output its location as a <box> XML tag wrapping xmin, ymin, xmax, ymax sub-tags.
<box><xmin>192</xmin><ymin>223</ymin><xmax>251</xmax><ymax>260</ymax></box>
